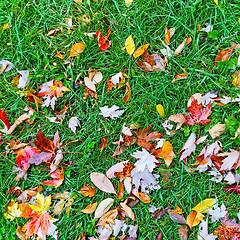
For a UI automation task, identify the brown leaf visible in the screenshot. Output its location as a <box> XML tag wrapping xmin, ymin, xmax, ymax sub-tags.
<box><xmin>79</xmin><ymin>184</ymin><xmax>97</xmax><ymax>198</ymax></box>
<box><xmin>215</xmin><ymin>46</ymin><xmax>236</xmax><ymax>67</ymax></box>
<box><xmin>178</xmin><ymin>225</ymin><xmax>188</xmax><ymax>240</ymax></box>
<box><xmin>123</xmin><ymin>82</ymin><xmax>131</xmax><ymax>103</ymax></box>
<box><xmin>134</xmin><ymin>125</ymin><xmax>163</xmax><ymax>150</ymax></box>
<box><xmin>90</xmin><ymin>172</ymin><xmax>116</xmax><ymax>194</ymax></box>
<box><xmin>34</xmin><ymin>130</ymin><xmax>55</xmax><ymax>153</ymax></box>
<box><xmin>120</xmin><ymin>199</ymin><xmax>136</xmax><ymax>221</ymax></box>
<box><xmin>99</xmin><ymin>136</ymin><xmax>108</xmax><ymax>150</ymax></box>
<box><xmin>6</xmin><ymin>113</ymin><xmax>29</xmax><ymax>134</ymax></box>
<box><xmin>132</xmin><ymin>188</ymin><xmax>151</xmax><ymax>203</ymax></box>
<box><xmin>160</xmin><ymin>170</ymin><xmax>172</xmax><ymax>188</ymax></box>
<box><xmin>155</xmin><ymin>232</ymin><xmax>162</xmax><ymax>240</ymax></box>
<box><xmin>69</xmin><ymin>42</ymin><xmax>85</xmax><ymax>58</ymax></box>
<box><xmin>117</xmin><ymin>181</ymin><xmax>124</xmax><ymax>199</ymax></box>
<box><xmin>16</xmin><ymin>226</ymin><xmax>26</xmax><ymax>240</ymax></box>
<box><xmin>169</xmin><ymin>212</ymin><xmax>187</xmax><ymax>224</ymax></box>
<box><xmin>153</xmin><ymin>205</ymin><xmax>170</xmax><ymax>219</ymax></box>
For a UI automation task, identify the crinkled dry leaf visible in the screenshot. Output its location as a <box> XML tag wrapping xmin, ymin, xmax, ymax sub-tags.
<box><xmin>79</xmin><ymin>184</ymin><xmax>97</xmax><ymax>198</ymax></box>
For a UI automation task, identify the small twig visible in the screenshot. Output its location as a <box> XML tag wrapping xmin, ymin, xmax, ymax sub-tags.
<box><xmin>0</xmin><ymin>152</ymin><xmax>17</xmax><ymax>166</ymax></box>
<box><xmin>100</xmin><ymin>50</ymin><xmax>110</xmax><ymax>66</ymax></box>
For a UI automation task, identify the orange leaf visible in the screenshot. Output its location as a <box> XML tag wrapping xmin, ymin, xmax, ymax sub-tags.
<box><xmin>165</xmin><ymin>27</ymin><xmax>170</xmax><ymax>45</ymax></box>
<box><xmin>132</xmin><ymin>188</ymin><xmax>151</xmax><ymax>203</ymax></box>
<box><xmin>79</xmin><ymin>184</ymin><xmax>96</xmax><ymax>198</ymax></box>
<box><xmin>80</xmin><ymin>202</ymin><xmax>98</xmax><ymax>214</ymax></box>
<box><xmin>133</xmin><ymin>43</ymin><xmax>149</xmax><ymax>58</ymax></box>
<box><xmin>120</xmin><ymin>199</ymin><xmax>136</xmax><ymax>221</ymax></box>
<box><xmin>39</xmin><ymin>168</ymin><xmax>64</xmax><ymax>188</ymax></box>
<box><xmin>56</xmin><ymin>49</ymin><xmax>64</xmax><ymax>59</ymax></box>
<box><xmin>123</xmin><ymin>82</ymin><xmax>131</xmax><ymax>103</ymax></box>
<box><xmin>186</xmin><ymin>210</ymin><xmax>203</xmax><ymax>228</ymax></box>
<box><xmin>232</xmin><ymin>70</ymin><xmax>240</xmax><ymax>87</ymax></box>
<box><xmin>117</xmin><ymin>181</ymin><xmax>124</xmax><ymax>199</ymax></box>
<box><xmin>99</xmin><ymin>136</ymin><xmax>108</xmax><ymax>150</ymax></box>
<box><xmin>69</xmin><ymin>42</ymin><xmax>85</xmax><ymax>57</ymax></box>
<box><xmin>161</xmin><ymin>141</ymin><xmax>175</xmax><ymax>168</ymax></box>
<box><xmin>215</xmin><ymin>46</ymin><xmax>236</xmax><ymax>67</ymax></box>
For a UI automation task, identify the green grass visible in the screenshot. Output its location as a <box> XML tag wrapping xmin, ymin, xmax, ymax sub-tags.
<box><xmin>0</xmin><ymin>0</ymin><xmax>240</xmax><ymax>239</ymax></box>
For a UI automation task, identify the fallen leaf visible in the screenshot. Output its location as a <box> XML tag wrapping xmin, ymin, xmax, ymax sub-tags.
<box><xmin>125</xmin><ymin>0</ymin><xmax>134</xmax><ymax>7</ymax></box>
<box><xmin>81</xmin><ymin>202</ymin><xmax>98</xmax><ymax>214</ymax></box>
<box><xmin>90</xmin><ymin>172</ymin><xmax>116</xmax><ymax>194</ymax></box>
<box><xmin>215</xmin><ymin>46</ymin><xmax>236</xmax><ymax>67</ymax></box>
<box><xmin>68</xmin><ymin>116</ymin><xmax>80</xmax><ymax>134</ymax></box>
<box><xmin>79</xmin><ymin>184</ymin><xmax>97</xmax><ymax>198</ymax></box>
<box><xmin>178</xmin><ymin>225</ymin><xmax>188</xmax><ymax>240</ymax></box>
<box><xmin>186</xmin><ymin>210</ymin><xmax>203</xmax><ymax>228</ymax></box>
<box><xmin>120</xmin><ymin>199</ymin><xmax>136</xmax><ymax>221</ymax></box>
<box><xmin>223</xmin><ymin>185</ymin><xmax>240</xmax><ymax>193</ymax></box>
<box><xmin>99</xmin><ymin>105</ymin><xmax>125</xmax><ymax>119</ymax></box>
<box><xmin>174</xmin><ymin>37</ymin><xmax>192</xmax><ymax>55</ymax></box>
<box><xmin>123</xmin><ymin>82</ymin><xmax>131</xmax><ymax>103</ymax></box>
<box><xmin>69</xmin><ymin>42</ymin><xmax>85</xmax><ymax>57</ymax></box>
<box><xmin>132</xmin><ymin>188</ymin><xmax>151</xmax><ymax>203</ymax></box>
<box><xmin>169</xmin><ymin>212</ymin><xmax>187</xmax><ymax>224</ymax></box>
<box><xmin>198</xmin><ymin>218</ymin><xmax>217</xmax><ymax>240</ymax></box>
<box><xmin>0</xmin><ymin>109</ymin><xmax>10</xmax><ymax>132</ymax></box>
<box><xmin>155</xmin><ymin>232</ymin><xmax>163</xmax><ymax>240</ymax></box>
<box><xmin>0</xmin><ymin>60</ymin><xmax>14</xmax><ymax>73</ymax></box>
<box><xmin>17</xmin><ymin>70</ymin><xmax>30</xmax><ymax>89</ymax></box>
<box><xmin>99</xmin><ymin>136</ymin><xmax>108</xmax><ymax>150</ymax></box>
<box><xmin>213</xmin><ymin>0</ymin><xmax>218</xmax><ymax>5</ymax></box>
<box><xmin>55</xmin><ymin>49</ymin><xmax>64</xmax><ymax>59</ymax></box>
<box><xmin>125</xmin><ymin>35</ymin><xmax>135</xmax><ymax>55</ymax></box>
<box><xmin>209</xmin><ymin>123</ymin><xmax>225</xmax><ymax>139</ymax></box>
<box><xmin>96</xmin><ymin>27</ymin><xmax>111</xmax><ymax>51</ymax></box>
<box><xmin>94</xmin><ymin>198</ymin><xmax>114</xmax><ymax>219</ymax></box>
<box><xmin>161</xmin><ymin>141</ymin><xmax>175</xmax><ymax>167</ymax></box>
<box><xmin>133</xmin><ymin>43</ymin><xmax>149</xmax><ymax>58</ymax></box>
<box><xmin>165</xmin><ymin>27</ymin><xmax>170</xmax><ymax>45</ymax></box>
<box><xmin>106</xmin><ymin>160</ymin><xmax>129</xmax><ymax>178</ymax></box>
<box><xmin>39</xmin><ymin>168</ymin><xmax>64</xmax><ymax>188</ymax></box>
<box><xmin>232</xmin><ymin>70</ymin><xmax>240</xmax><ymax>87</ymax></box>
<box><xmin>192</xmin><ymin>198</ymin><xmax>215</xmax><ymax>213</ymax></box>
<box><xmin>157</xmin><ymin>104</ymin><xmax>165</xmax><ymax>116</ymax></box>
<box><xmin>6</xmin><ymin>113</ymin><xmax>30</xmax><ymax>134</ymax></box>
<box><xmin>117</xmin><ymin>181</ymin><xmax>125</xmax><ymax>199</ymax></box>
<box><xmin>179</xmin><ymin>132</ymin><xmax>196</xmax><ymax>163</ymax></box>
<box><xmin>4</xmin><ymin>200</ymin><xmax>22</xmax><ymax>221</ymax></box>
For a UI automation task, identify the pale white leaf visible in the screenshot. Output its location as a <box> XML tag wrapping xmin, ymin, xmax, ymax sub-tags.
<box><xmin>17</xmin><ymin>70</ymin><xmax>30</xmax><ymax>88</ymax></box>
<box><xmin>99</xmin><ymin>105</ymin><xmax>125</xmax><ymax>119</ymax></box>
<box><xmin>128</xmin><ymin>225</ymin><xmax>138</xmax><ymax>238</ymax></box>
<box><xmin>122</xmin><ymin>122</ymin><xmax>132</xmax><ymax>136</ymax></box>
<box><xmin>0</xmin><ymin>60</ymin><xmax>14</xmax><ymax>72</ymax></box>
<box><xmin>90</xmin><ymin>172</ymin><xmax>116</xmax><ymax>194</ymax></box>
<box><xmin>180</xmin><ymin>132</ymin><xmax>196</xmax><ymax>161</ymax></box>
<box><xmin>208</xmin><ymin>168</ymin><xmax>223</xmax><ymax>183</ymax></box>
<box><xmin>94</xmin><ymin>198</ymin><xmax>114</xmax><ymax>219</ymax></box>
<box><xmin>198</xmin><ymin>218</ymin><xmax>217</xmax><ymax>240</ymax></box>
<box><xmin>208</xmin><ymin>203</ymin><xmax>227</xmax><ymax>222</ymax></box>
<box><xmin>68</xmin><ymin>116</ymin><xmax>80</xmax><ymax>134</ymax></box>
<box><xmin>106</xmin><ymin>160</ymin><xmax>129</xmax><ymax>178</ymax></box>
<box><xmin>123</xmin><ymin>177</ymin><xmax>132</xmax><ymax>194</ymax></box>
<box><xmin>84</xmin><ymin>77</ymin><xmax>96</xmax><ymax>92</ymax></box>
<box><xmin>92</xmin><ymin>71</ymin><xmax>103</xmax><ymax>84</ymax></box>
<box><xmin>131</xmin><ymin>148</ymin><xmax>158</xmax><ymax>173</ymax></box>
<box><xmin>111</xmin><ymin>72</ymin><xmax>123</xmax><ymax>85</ymax></box>
<box><xmin>209</xmin><ymin>123</ymin><xmax>225</xmax><ymax>139</ymax></box>
<box><xmin>219</xmin><ymin>150</ymin><xmax>240</xmax><ymax>171</ymax></box>
<box><xmin>196</xmin><ymin>135</ymin><xmax>208</xmax><ymax>144</ymax></box>
<box><xmin>224</xmin><ymin>172</ymin><xmax>236</xmax><ymax>185</ymax></box>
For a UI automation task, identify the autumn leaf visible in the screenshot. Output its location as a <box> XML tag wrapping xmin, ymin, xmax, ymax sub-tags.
<box><xmin>209</xmin><ymin>123</ymin><xmax>225</xmax><ymax>139</ymax></box>
<box><xmin>186</xmin><ymin>210</ymin><xmax>203</xmax><ymax>228</ymax></box>
<box><xmin>79</xmin><ymin>184</ymin><xmax>97</xmax><ymax>198</ymax></box>
<box><xmin>156</xmin><ymin>104</ymin><xmax>165</xmax><ymax>116</ymax></box>
<box><xmin>160</xmin><ymin>141</ymin><xmax>175</xmax><ymax>167</ymax></box>
<box><xmin>178</xmin><ymin>225</ymin><xmax>188</xmax><ymax>240</ymax></box>
<box><xmin>120</xmin><ymin>198</ymin><xmax>136</xmax><ymax>221</ymax></box>
<box><xmin>69</xmin><ymin>42</ymin><xmax>85</xmax><ymax>57</ymax></box>
<box><xmin>192</xmin><ymin>198</ymin><xmax>215</xmax><ymax>213</ymax></box>
<box><xmin>99</xmin><ymin>136</ymin><xmax>108</xmax><ymax>150</ymax></box>
<box><xmin>123</xmin><ymin>82</ymin><xmax>131</xmax><ymax>103</ymax></box>
<box><xmin>106</xmin><ymin>160</ymin><xmax>129</xmax><ymax>178</ymax></box>
<box><xmin>90</xmin><ymin>172</ymin><xmax>116</xmax><ymax>194</ymax></box>
<box><xmin>184</xmin><ymin>96</ymin><xmax>212</xmax><ymax>126</ymax></box>
<box><xmin>0</xmin><ymin>109</ymin><xmax>10</xmax><ymax>132</ymax></box>
<box><xmin>94</xmin><ymin>198</ymin><xmax>114</xmax><ymax>219</ymax></box>
<box><xmin>232</xmin><ymin>70</ymin><xmax>240</xmax><ymax>87</ymax></box>
<box><xmin>55</xmin><ymin>49</ymin><xmax>64</xmax><ymax>59</ymax></box>
<box><xmin>125</xmin><ymin>35</ymin><xmax>135</xmax><ymax>55</ymax></box>
<box><xmin>99</xmin><ymin>105</ymin><xmax>125</xmax><ymax>119</ymax></box>
<box><xmin>134</xmin><ymin>125</ymin><xmax>163</xmax><ymax>150</ymax></box>
<box><xmin>125</xmin><ymin>0</ymin><xmax>134</xmax><ymax>7</ymax></box>
<box><xmin>215</xmin><ymin>46</ymin><xmax>236</xmax><ymax>67</ymax></box>
<box><xmin>39</xmin><ymin>168</ymin><xmax>64</xmax><ymax>188</ymax></box>
<box><xmin>96</xmin><ymin>27</ymin><xmax>111</xmax><ymax>51</ymax></box>
<box><xmin>165</xmin><ymin>27</ymin><xmax>170</xmax><ymax>45</ymax></box>
<box><xmin>4</xmin><ymin>200</ymin><xmax>22</xmax><ymax>221</ymax></box>
<box><xmin>132</xmin><ymin>188</ymin><xmax>151</xmax><ymax>203</ymax></box>
<box><xmin>133</xmin><ymin>43</ymin><xmax>149</xmax><ymax>58</ymax></box>
<box><xmin>81</xmin><ymin>202</ymin><xmax>98</xmax><ymax>214</ymax></box>
<box><xmin>174</xmin><ymin>37</ymin><xmax>192</xmax><ymax>55</ymax></box>
<box><xmin>117</xmin><ymin>181</ymin><xmax>125</xmax><ymax>199</ymax></box>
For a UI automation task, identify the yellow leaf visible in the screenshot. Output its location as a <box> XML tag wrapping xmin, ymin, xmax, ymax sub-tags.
<box><xmin>192</xmin><ymin>198</ymin><xmax>215</xmax><ymax>213</ymax></box>
<box><xmin>69</xmin><ymin>42</ymin><xmax>85</xmax><ymax>58</ymax></box>
<box><xmin>80</xmin><ymin>202</ymin><xmax>98</xmax><ymax>214</ymax></box>
<box><xmin>4</xmin><ymin>200</ymin><xmax>22</xmax><ymax>221</ymax></box>
<box><xmin>157</xmin><ymin>104</ymin><xmax>165</xmax><ymax>116</ymax></box>
<box><xmin>133</xmin><ymin>43</ymin><xmax>149</xmax><ymax>58</ymax></box>
<box><xmin>161</xmin><ymin>141</ymin><xmax>175</xmax><ymax>167</ymax></box>
<box><xmin>125</xmin><ymin>0</ymin><xmax>134</xmax><ymax>7</ymax></box>
<box><xmin>29</xmin><ymin>193</ymin><xmax>52</xmax><ymax>213</ymax></box>
<box><xmin>125</xmin><ymin>35</ymin><xmax>135</xmax><ymax>55</ymax></box>
<box><xmin>213</xmin><ymin>0</ymin><xmax>218</xmax><ymax>5</ymax></box>
<box><xmin>2</xmin><ymin>23</ymin><xmax>9</xmax><ymax>30</ymax></box>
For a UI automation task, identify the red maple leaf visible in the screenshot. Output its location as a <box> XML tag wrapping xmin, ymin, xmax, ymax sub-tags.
<box><xmin>39</xmin><ymin>168</ymin><xmax>64</xmax><ymax>188</ymax></box>
<box><xmin>0</xmin><ymin>109</ymin><xmax>10</xmax><ymax>132</ymax></box>
<box><xmin>184</xmin><ymin>97</ymin><xmax>212</xmax><ymax>126</ymax></box>
<box><xmin>96</xmin><ymin>27</ymin><xmax>111</xmax><ymax>51</ymax></box>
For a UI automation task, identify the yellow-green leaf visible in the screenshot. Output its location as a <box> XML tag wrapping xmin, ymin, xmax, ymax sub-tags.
<box><xmin>125</xmin><ymin>35</ymin><xmax>135</xmax><ymax>55</ymax></box>
<box><xmin>133</xmin><ymin>43</ymin><xmax>149</xmax><ymax>58</ymax></box>
<box><xmin>157</xmin><ymin>104</ymin><xmax>165</xmax><ymax>116</ymax></box>
<box><xmin>213</xmin><ymin>0</ymin><xmax>218</xmax><ymax>5</ymax></box>
<box><xmin>192</xmin><ymin>198</ymin><xmax>215</xmax><ymax>213</ymax></box>
<box><xmin>125</xmin><ymin>0</ymin><xmax>134</xmax><ymax>7</ymax></box>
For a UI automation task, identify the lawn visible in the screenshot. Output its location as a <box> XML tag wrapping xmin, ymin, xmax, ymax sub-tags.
<box><xmin>0</xmin><ymin>0</ymin><xmax>240</xmax><ymax>239</ymax></box>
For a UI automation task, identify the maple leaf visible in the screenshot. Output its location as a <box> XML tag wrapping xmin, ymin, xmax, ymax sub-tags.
<box><xmin>0</xmin><ymin>109</ymin><xmax>10</xmax><ymax>132</ymax></box>
<box><xmin>184</xmin><ymin>96</ymin><xmax>212</xmax><ymax>126</ymax></box>
<box><xmin>34</xmin><ymin>130</ymin><xmax>56</xmax><ymax>153</ymax></box>
<box><xmin>99</xmin><ymin>105</ymin><xmax>125</xmax><ymax>119</ymax></box>
<box><xmin>208</xmin><ymin>203</ymin><xmax>227</xmax><ymax>222</ymax></box>
<box><xmin>214</xmin><ymin>218</ymin><xmax>240</xmax><ymax>240</ymax></box>
<box><xmin>179</xmin><ymin>132</ymin><xmax>196</xmax><ymax>163</ymax></box>
<box><xmin>218</xmin><ymin>150</ymin><xmax>240</xmax><ymax>171</ymax></box>
<box><xmin>4</xmin><ymin>200</ymin><xmax>22</xmax><ymax>221</ymax></box>
<box><xmin>96</xmin><ymin>27</ymin><xmax>111</xmax><ymax>51</ymax></box>
<box><xmin>131</xmin><ymin>148</ymin><xmax>158</xmax><ymax>173</ymax></box>
<box><xmin>134</xmin><ymin>125</ymin><xmax>163</xmax><ymax>151</ymax></box>
<box><xmin>79</xmin><ymin>184</ymin><xmax>97</xmax><ymax>198</ymax></box>
<box><xmin>198</xmin><ymin>218</ymin><xmax>217</xmax><ymax>240</ymax></box>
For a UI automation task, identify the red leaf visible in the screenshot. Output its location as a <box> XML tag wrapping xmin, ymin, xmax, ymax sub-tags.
<box><xmin>0</xmin><ymin>109</ymin><xmax>10</xmax><ymax>131</ymax></box>
<box><xmin>99</xmin><ymin>136</ymin><xmax>108</xmax><ymax>150</ymax></box>
<box><xmin>223</xmin><ymin>185</ymin><xmax>240</xmax><ymax>193</ymax></box>
<box><xmin>96</xmin><ymin>27</ymin><xmax>111</xmax><ymax>51</ymax></box>
<box><xmin>184</xmin><ymin>96</ymin><xmax>212</xmax><ymax>126</ymax></box>
<box><xmin>39</xmin><ymin>168</ymin><xmax>64</xmax><ymax>188</ymax></box>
